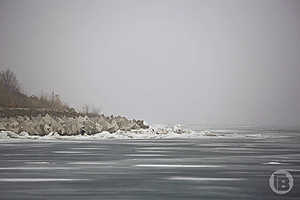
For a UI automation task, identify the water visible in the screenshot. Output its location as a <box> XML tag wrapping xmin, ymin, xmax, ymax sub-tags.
<box><xmin>0</xmin><ymin>130</ymin><xmax>299</xmax><ymax>199</ymax></box>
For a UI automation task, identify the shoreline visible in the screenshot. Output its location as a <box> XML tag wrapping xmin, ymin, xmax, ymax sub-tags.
<box><xmin>0</xmin><ymin>111</ymin><xmax>149</xmax><ymax>136</ymax></box>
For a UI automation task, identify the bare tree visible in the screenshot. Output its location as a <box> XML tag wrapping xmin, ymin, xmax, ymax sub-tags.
<box><xmin>0</xmin><ymin>69</ymin><xmax>21</xmax><ymax>93</ymax></box>
<box><xmin>91</xmin><ymin>105</ymin><xmax>101</xmax><ymax>115</ymax></box>
<box><xmin>0</xmin><ymin>69</ymin><xmax>75</xmax><ymax>111</ymax></box>
<box><xmin>81</xmin><ymin>104</ymin><xmax>89</xmax><ymax>115</ymax></box>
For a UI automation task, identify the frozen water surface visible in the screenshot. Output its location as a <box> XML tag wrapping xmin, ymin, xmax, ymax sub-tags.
<box><xmin>0</xmin><ymin>129</ymin><xmax>300</xmax><ymax>199</ymax></box>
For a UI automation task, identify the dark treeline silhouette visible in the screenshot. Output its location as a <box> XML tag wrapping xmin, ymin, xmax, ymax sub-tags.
<box><xmin>0</xmin><ymin>69</ymin><xmax>72</xmax><ymax>111</ymax></box>
<box><xmin>0</xmin><ymin>69</ymin><xmax>101</xmax><ymax>117</ymax></box>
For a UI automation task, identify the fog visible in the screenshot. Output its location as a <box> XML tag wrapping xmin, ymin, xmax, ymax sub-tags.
<box><xmin>0</xmin><ymin>0</ymin><xmax>299</xmax><ymax>128</ymax></box>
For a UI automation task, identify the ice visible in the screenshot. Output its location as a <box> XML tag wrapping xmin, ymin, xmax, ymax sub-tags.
<box><xmin>0</xmin><ymin>125</ymin><xmax>268</xmax><ymax>140</ymax></box>
<box><xmin>167</xmin><ymin>177</ymin><xmax>246</xmax><ymax>181</ymax></box>
<box><xmin>126</xmin><ymin>154</ymin><xmax>167</xmax><ymax>157</ymax></box>
<box><xmin>264</xmin><ymin>161</ymin><xmax>281</xmax><ymax>165</ymax></box>
<box><xmin>68</xmin><ymin>161</ymin><xmax>113</xmax><ymax>165</ymax></box>
<box><xmin>0</xmin><ymin>178</ymin><xmax>89</xmax><ymax>182</ymax></box>
<box><xmin>136</xmin><ymin>164</ymin><xmax>222</xmax><ymax>168</ymax></box>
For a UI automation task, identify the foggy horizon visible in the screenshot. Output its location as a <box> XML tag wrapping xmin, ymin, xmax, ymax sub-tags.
<box><xmin>1</xmin><ymin>0</ymin><xmax>300</xmax><ymax>128</ymax></box>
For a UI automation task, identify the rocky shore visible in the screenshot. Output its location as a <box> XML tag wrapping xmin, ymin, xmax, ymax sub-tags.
<box><xmin>0</xmin><ymin>114</ymin><xmax>149</xmax><ymax>136</ymax></box>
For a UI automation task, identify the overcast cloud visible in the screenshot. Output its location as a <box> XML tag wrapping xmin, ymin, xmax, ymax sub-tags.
<box><xmin>0</xmin><ymin>0</ymin><xmax>299</xmax><ymax>128</ymax></box>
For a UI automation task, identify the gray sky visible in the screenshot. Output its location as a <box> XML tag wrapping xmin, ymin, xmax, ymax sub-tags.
<box><xmin>0</xmin><ymin>0</ymin><xmax>300</xmax><ymax>128</ymax></box>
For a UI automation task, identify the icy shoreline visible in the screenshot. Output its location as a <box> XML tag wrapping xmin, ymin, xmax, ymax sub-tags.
<box><xmin>1</xmin><ymin>113</ymin><xmax>217</xmax><ymax>139</ymax></box>
<box><xmin>0</xmin><ymin>130</ymin><xmax>209</xmax><ymax>140</ymax></box>
<box><xmin>0</xmin><ymin>114</ymin><xmax>149</xmax><ymax>136</ymax></box>
<box><xmin>0</xmin><ymin>113</ymin><xmax>274</xmax><ymax>140</ymax></box>
<box><xmin>0</xmin><ymin>126</ymin><xmax>270</xmax><ymax>140</ymax></box>
<box><xmin>0</xmin><ymin>124</ymin><xmax>195</xmax><ymax>140</ymax></box>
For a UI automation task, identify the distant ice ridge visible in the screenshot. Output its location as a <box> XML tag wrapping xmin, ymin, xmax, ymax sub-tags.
<box><xmin>0</xmin><ymin>124</ymin><xmax>267</xmax><ymax>140</ymax></box>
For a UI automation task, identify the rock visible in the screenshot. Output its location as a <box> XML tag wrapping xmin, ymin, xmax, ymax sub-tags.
<box><xmin>0</xmin><ymin>113</ymin><xmax>149</xmax><ymax>136</ymax></box>
<box><xmin>5</xmin><ymin>118</ymin><xmax>19</xmax><ymax>133</ymax></box>
<box><xmin>41</xmin><ymin>114</ymin><xmax>56</xmax><ymax>135</ymax></box>
<box><xmin>50</xmin><ymin>117</ymin><xmax>65</xmax><ymax>135</ymax></box>
<box><xmin>154</xmin><ymin>128</ymin><xmax>169</xmax><ymax>135</ymax></box>
<box><xmin>41</xmin><ymin>115</ymin><xmax>65</xmax><ymax>135</ymax></box>
<box><xmin>6</xmin><ymin>131</ymin><xmax>20</xmax><ymax>138</ymax></box>
<box><xmin>62</xmin><ymin>118</ymin><xmax>82</xmax><ymax>135</ymax></box>
<box><xmin>19</xmin><ymin>131</ymin><xmax>30</xmax><ymax>137</ymax></box>
<box><xmin>81</xmin><ymin>118</ymin><xmax>101</xmax><ymax>135</ymax></box>
<box><xmin>173</xmin><ymin>124</ymin><xmax>184</xmax><ymax>134</ymax></box>
<box><xmin>114</xmin><ymin>117</ymin><xmax>136</xmax><ymax>131</ymax></box>
<box><xmin>0</xmin><ymin>122</ymin><xmax>6</xmax><ymax>131</ymax></box>
<box><xmin>17</xmin><ymin>115</ymin><xmax>45</xmax><ymax>136</ymax></box>
<box><xmin>92</xmin><ymin>116</ymin><xmax>113</xmax><ymax>132</ymax></box>
<box><xmin>136</xmin><ymin>120</ymin><xmax>149</xmax><ymax>129</ymax></box>
<box><xmin>0</xmin><ymin>131</ymin><xmax>9</xmax><ymax>139</ymax></box>
<box><xmin>43</xmin><ymin>123</ymin><xmax>53</xmax><ymax>134</ymax></box>
<box><xmin>16</xmin><ymin>116</ymin><xmax>25</xmax><ymax>123</ymax></box>
<box><xmin>19</xmin><ymin>120</ymin><xmax>36</xmax><ymax>135</ymax></box>
<box><xmin>107</xmin><ymin>119</ymin><xmax>119</xmax><ymax>133</ymax></box>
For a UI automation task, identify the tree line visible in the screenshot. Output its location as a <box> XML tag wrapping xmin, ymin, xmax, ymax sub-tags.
<box><xmin>0</xmin><ymin>69</ymin><xmax>100</xmax><ymax>115</ymax></box>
